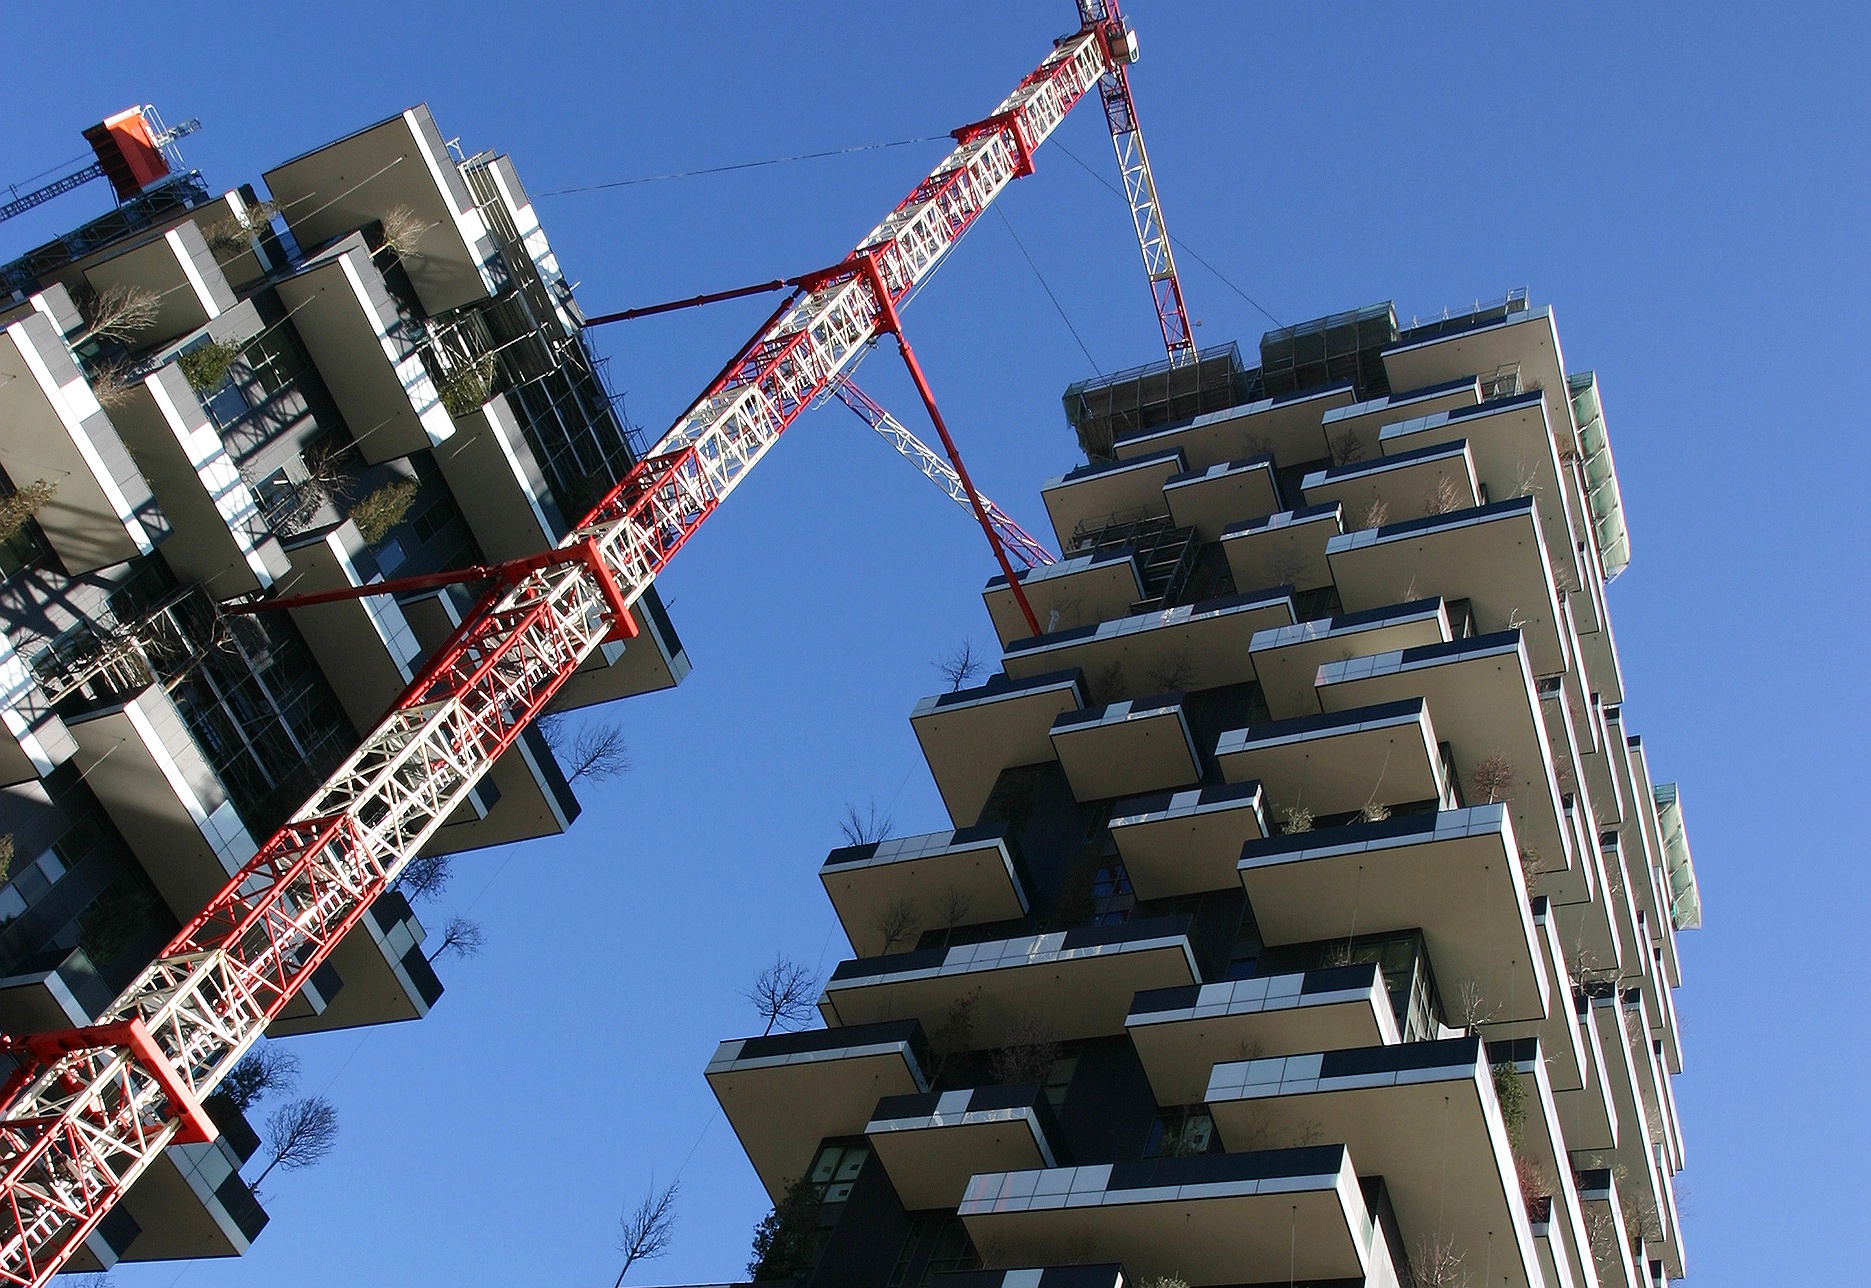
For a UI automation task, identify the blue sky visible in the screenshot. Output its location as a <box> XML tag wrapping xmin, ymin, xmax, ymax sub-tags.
<box><xmin>2</xmin><ymin>2</ymin><xmax>1865</xmax><ymax>1284</ymax></box>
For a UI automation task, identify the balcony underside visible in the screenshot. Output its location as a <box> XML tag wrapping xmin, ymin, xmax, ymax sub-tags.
<box><xmin>1216</xmin><ymin>698</ymin><xmax>1447</xmax><ymax>821</ymax></box>
<box><xmin>821</xmin><ymin>827</ymin><xmax>1028</xmax><ymax>958</ymax></box>
<box><xmin>1303</xmin><ymin>440</ymin><xmax>1480</xmax><ymax>529</ymax></box>
<box><xmin>1113</xmin><ymin>384</ymin><xmax>1356</xmax><ymax>472</ymax></box>
<box><xmin>1051</xmin><ymin>697</ymin><xmax>1201</xmax><ymax>802</ymax></box>
<box><xmin>1237</xmin><ymin>808</ymin><xmax>1547</xmax><ymax>1025</ymax></box>
<box><xmin>910</xmin><ymin>671</ymin><xmax>1084</xmax><ymax>829</ymax></box>
<box><xmin>983</xmin><ymin>551</ymin><xmax>1143</xmax><ymax>648</ymax></box>
<box><xmin>1249</xmin><ymin>600</ymin><xmax>1449</xmax><ymax>720</ymax></box>
<box><xmin>1164</xmin><ymin>455</ymin><xmax>1280</xmax><ymax>540</ymax></box>
<box><xmin>1002</xmin><ymin>592</ymin><xmax>1295</xmax><ymax>698</ymax></box>
<box><xmin>1220</xmin><ymin>504</ymin><xmax>1341</xmax><ymax>593</ymax></box>
<box><xmin>1108</xmin><ymin>781</ymin><xmax>1266</xmax><ymax>900</ymax></box>
<box><xmin>1126</xmin><ymin>963</ymin><xmax>1397</xmax><ymax>1106</ymax></box>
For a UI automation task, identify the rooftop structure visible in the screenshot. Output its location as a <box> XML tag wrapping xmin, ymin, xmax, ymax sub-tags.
<box><xmin>0</xmin><ymin>103</ymin><xmax>686</xmax><ymax>1269</ymax></box>
<box><xmin>707</xmin><ymin>293</ymin><xmax>1699</xmax><ymax>1288</ymax></box>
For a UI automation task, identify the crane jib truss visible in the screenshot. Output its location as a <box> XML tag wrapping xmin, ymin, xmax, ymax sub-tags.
<box><xmin>0</xmin><ymin>23</ymin><xmax>1121</xmax><ymax>1287</ymax></box>
<box><xmin>1077</xmin><ymin>0</ymin><xmax>1194</xmax><ymax>368</ymax></box>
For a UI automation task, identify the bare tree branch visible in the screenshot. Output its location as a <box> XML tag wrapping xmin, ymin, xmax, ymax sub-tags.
<box><xmin>393</xmin><ymin>852</ymin><xmax>454</xmax><ymax>904</ymax></box>
<box><xmin>77</xmin><ymin>283</ymin><xmax>160</xmax><ymax>344</ymax></box>
<box><xmin>540</xmin><ymin>713</ymin><xmax>631</xmax><ymax>785</ymax></box>
<box><xmin>426</xmin><ymin>915</ymin><xmax>486</xmax><ymax>964</ymax></box>
<box><xmin>219</xmin><ymin>1043</ymin><xmax>301</xmax><ymax>1114</ymax></box>
<box><xmin>935</xmin><ymin>639</ymin><xmax>984</xmax><ymax>690</ymax></box>
<box><xmin>870</xmin><ymin>897</ymin><xmax>921</xmax><ymax>955</ymax></box>
<box><xmin>838</xmin><ymin>800</ymin><xmax>894</xmax><ymax>847</ymax></box>
<box><xmin>251</xmin><ymin>1096</ymin><xmax>339</xmax><ymax>1189</ymax></box>
<box><xmin>743</xmin><ymin>954</ymin><xmax>818</xmax><ymax>1037</ymax></box>
<box><xmin>614</xmin><ymin>1178</ymin><xmax>680</xmax><ymax>1285</ymax></box>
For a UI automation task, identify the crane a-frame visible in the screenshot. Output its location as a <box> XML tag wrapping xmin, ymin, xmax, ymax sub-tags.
<box><xmin>0</xmin><ymin>9</ymin><xmax>1191</xmax><ymax>1285</ymax></box>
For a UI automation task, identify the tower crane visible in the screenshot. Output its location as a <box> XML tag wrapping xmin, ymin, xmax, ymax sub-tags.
<box><xmin>0</xmin><ymin>14</ymin><xmax>1155</xmax><ymax>1285</ymax></box>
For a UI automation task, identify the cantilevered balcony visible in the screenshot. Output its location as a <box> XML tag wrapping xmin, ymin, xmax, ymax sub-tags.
<box><xmin>278</xmin><ymin>521</ymin><xmax>424</xmax><ymax>732</ymax></box>
<box><xmin>820</xmin><ymin>918</ymin><xmax>1199</xmax><ymax>1042</ymax></box>
<box><xmin>1215</xmin><ymin>698</ymin><xmax>1451</xmax><ymax>821</ymax></box>
<box><xmin>273</xmin><ymin>234</ymin><xmax>454</xmax><ymax>464</ymax></box>
<box><xmin>1327</xmin><ymin>496</ymin><xmax>1569</xmax><ymax>677</ymax></box>
<box><xmin>1237</xmin><ymin>806</ymin><xmax>1546</xmax><ymax>1025</ymax></box>
<box><xmin>1620</xmin><ymin>991</ymin><xmax>1683</xmax><ymax>1175</ymax></box>
<box><xmin>866</xmin><ymin>1082</ymin><xmax>1063</xmax><ymax>1210</ymax></box>
<box><xmin>705</xmin><ymin>1019</ymin><xmax>931</xmax><ymax>1201</ymax></box>
<box><xmin>1107</xmin><ymin>780</ymin><xmax>1266</xmax><ymax>899</ymax></box>
<box><xmin>1162</xmin><ymin>455</ymin><xmax>1280</xmax><ymax>539</ymax></box>
<box><xmin>0</xmin><ymin>310</ymin><xmax>162</xmax><ymax>574</ymax></box>
<box><xmin>264</xmin><ymin>105</ymin><xmax>498</xmax><ymax>316</ymax></box>
<box><xmin>1206</xmin><ymin>1036</ymin><xmax>1542</xmax><ymax>1288</ymax></box>
<box><xmin>433</xmin><ymin>393</ymin><xmax>565</xmax><ymax>561</ymax></box>
<box><xmin>821</xmin><ymin>825</ymin><xmax>1028</xmax><ymax>957</ymax></box>
<box><xmin>0</xmin><ymin>627</ymin><xmax>74</xmax><ymax>786</ymax></box>
<box><xmin>1001</xmin><ymin>591</ymin><xmax>1294</xmax><ymax>698</ymax></box>
<box><xmin>1126</xmin><ymin>963</ymin><xmax>1398</xmax><ymax>1106</ymax></box>
<box><xmin>1113</xmin><ymin>382</ymin><xmax>1356</xmax><ymax>470</ymax></box>
<box><xmin>1381</xmin><ymin>304</ymin><xmax>1575</xmax><ymax>456</ymax></box>
<box><xmin>1248</xmin><ymin>599</ymin><xmax>1450</xmax><ymax>719</ymax></box>
<box><xmin>910</xmin><ymin>670</ymin><xmax>1085</xmax><ymax>828</ymax></box>
<box><xmin>268</xmin><ymin>889</ymin><xmax>442</xmax><ymax>1037</ymax></box>
<box><xmin>1302</xmin><ymin>440</ymin><xmax>1481</xmax><ymax>529</ymax></box>
<box><xmin>1621</xmin><ymin>735</ymin><xmax>1682</xmax><ymax>988</ymax></box>
<box><xmin>1378</xmin><ymin>392</ymin><xmax>1581</xmax><ymax>590</ymax></box>
<box><xmin>1545</xmin><ymin>831</ymin><xmax>1621</xmax><ymax>982</ymax></box>
<box><xmin>960</xmin><ymin>1146</ymin><xmax>1377</xmax><ymax>1285</ymax></box>
<box><xmin>1040</xmin><ymin>449</ymin><xmax>1180</xmax><ymax>550</ymax></box>
<box><xmin>935</xmin><ymin>1269</ymin><xmax>1125</xmax><ymax>1288</ymax></box>
<box><xmin>1478</xmin><ymin>897</ymin><xmax>1586</xmax><ymax>1095</ymax></box>
<box><xmin>1494</xmin><ymin>1037</ymin><xmax>1596</xmax><ymax>1288</ymax></box>
<box><xmin>1318</xmin><ymin>376</ymin><xmax>1482</xmax><ymax>463</ymax></box>
<box><xmin>1556</xmin><ymin>991</ymin><xmax>1620</xmax><ymax>1156</ymax></box>
<box><xmin>1577</xmin><ymin>1169</ymin><xmax>1643</xmax><ymax>1288</ymax></box>
<box><xmin>983</xmin><ymin>550</ymin><xmax>1143</xmax><ymax>648</ymax></box>
<box><xmin>1585</xmin><ymin>986</ymin><xmax>1675</xmax><ymax>1272</ymax></box>
<box><xmin>1315</xmin><ymin>631</ymin><xmax>1572</xmax><ymax>890</ymax></box>
<box><xmin>1049</xmin><ymin>694</ymin><xmax>1200</xmax><ymax>801</ymax></box>
<box><xmin>69</xmin><ymin>1132</ymin><xmax>267</xmax><ymax>1270</ymax></box>
<box><xmin>65</xmin><ymin>685</ymin><xmax>257</xmax><ymax>921</ymax></box>
<box><xmin>73</xmin><ymin>217</ymin><xmax>236</xmax><ymax>346</ymax></box>
<box><xmin>1219</xmin><ymin>503</ymin><xmax>1342</xmax><ymax>593</ymax></box>
<box><xmin>107</xmin><ymin>362</ymin><xmax>289</xmax><ymax>597</ymax></box>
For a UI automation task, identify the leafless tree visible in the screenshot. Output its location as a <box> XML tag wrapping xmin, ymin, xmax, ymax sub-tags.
<box><xmin>220</xmin><ymin>1043</ymin><xmax>302</xmax><ymax>1113</ymax></box>
<box><xmin>393</xmin><ymin>853</ymin><xmax>453</xmax><ymax>905</ymax></box>
<box><xmin>87</xmin><ymin>358</ymin><xmax>142</xmax><ymax>408</ymax></box>
<box><xmin>565</xmin><ymin>721</ymin><xmax>631</xmax><ymax>785</ymax></box>
<box><xmin>937</xmin><ymin>886</ymin><xmax>974</xmax><ymax>945</ymax></box>
<box><xmin>744</xmin><ymin>955</ymin><xmax>818</xmax><ymax>1036</ymax></box>
<box><xmin>1413</xmin><ymin>1234</ymin><xmax>1468</xmax><ymax>1288</ymax></box>
<box><xmin>1357</xmin><ymin>496</ymin><xmax>1390</xmax><ymax>530</ymax></box>
<box><xmin>0</xmin><ymin>834</ymin><xmax>13</xmax><ymax>884</ymax></box>
<box><xmin>1143</xmin><ymin>648</ymin><xmax>1198</xmax><ymax>695</ymax></box>
<box><xmin>1329</xmin><ymin>431</ymin><xmax>1364</xmax><ymax>466</ymax></box>
<box><xmin>251</xmin><ymin>1096</ymin><xmax>339</xmax><ymax>1189</ymax></box>
<box><xmin>1449</xmin><ymin>978</ymin><xmax>1499</xmax><ymax>1034</ymax></box>
<box><xmin>613</xmin><ymin>1177</ymin><xmax>680</xmax><ymax>1285</ymax></box>
<box><xmin>935</xmin><ymin>639</ymin><xmax>984</xmax><ymax>690</ymax></box>
<box><xmin>427</xmin><ymin>915</ymin><xmax>487</xmax><ymax>964</ymax></box>
<box><xmin>77</xmin><ymin>283</ymin><xmax>160</xmax><ymax>344</ymax></box>
<box><xmin>1277</xmin><ymin>803</ymin><xmax>1314</xmax><ymax>835</ymax></box>
<box><xmin>1472</xmin><ymin>752</ymin><xmax>1516</xmax><ymax>804</ymax></box>
<box><xmin>0</xmin><ymin>481</ymin><xmax>56</xmax><ymax>543</ymax></box>
<box><xmin>838</xmin><ymin>801</ymin><xmax>894</xmax><ymax>847</ymax></box>
<box><xmin>870</xmin><ymin>898</ymin><xmax>921</xmax><ymax>955</ymax></box>
<box><xmin>377</xmin><ymin>204</ymin><xmax>431</xmax><ymax>258</ymax></box>
<box><xmin>1266</xmin><ymin>543</ymin><xmax>1310</xmax><ymax>590</ymax></box>
<box><xmin>987</xmin><ymin>1015</ymin><xmax>1058</xmax><ymax>1086</ymax></box>
<box><xmin>1087</xmin><ymin>660</ymin><xmax>1126</xmax><ymax>706</ymax></box>
<box><xmin>202</xmin><ymin>200</ymin><xmax>280</xmax><ymax>254</ymax></box>
<box><xmin>930</xmin><ymin>992</ymin><xmax>979</xmax><ymax>1063</ymax></box>
<box><xmin>1424</xmin><ymin>474</ymin><xmax>1463</xmax><ymax>516</ymax></box>
<box><xmin>1516</xmin><ymin>1156</ymin><xmax>1553</xmax><ymax>1217</ymax></box>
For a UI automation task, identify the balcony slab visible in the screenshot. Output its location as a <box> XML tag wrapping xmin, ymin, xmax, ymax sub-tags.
<box><xmin>1107</xmin><ymin>780</ymin><xmax>1266</xmax><ymax>900</ymax></box>
<box><xmin>910</xmin><ymin>670</ymin><xmax>1085</xmax><ymax>829</ymax></box>
<box><xmin>1216</xmin><ymin>698</ymin><xmax>1448</xmax><ymax>821</ymax></box>
<box><xmin>983</xmin><ymin>549</ymin><xmax>1143</xmax><ymax>648</ymax></box>
<box><xmin>1219</xmin><ymin>503</ymin><xmax>1342</xmax><ymax>594</ymax></box>
<box><xmin>1163</xmin><ymin>455</ymin><xmax>1280</xmax><ymax>540</ymax></box>
<box><xmin>1249</xmin><ymin>599</ymin><xmax>1450</xmax><ymax>720</ymax></box>
<box><xmin>821</xmin><ymin>826</ymin><xmax>1028</xmax><ymax>958</ymax></box>
<box><xmin>1050</xmin><ymin>694</ymin><xmax>1201</xmax><ymax>802</ymax></box>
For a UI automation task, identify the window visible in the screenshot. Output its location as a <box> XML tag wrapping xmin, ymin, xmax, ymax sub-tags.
<box><xmin>886</xmin><ymin>1213</ymin><xmax>980</xmax><ymax>1288</ymax></box>
<box><xmin>1042</xmin><ymin>1050</ymin><xmax>1078</xmax><ymax>1111</ymax></box>
<box><xmin>410</xmin><ymin>495</ymin><xmax>457</xmax><ymax>544</ymax></box>
<box><xmin>1090</xmin><ymin>860</ymin><xmax>1134</xmax><ymax>925</ymax></box>
<box><xmin>1144</xmin><ymin>1107</ymin><xmax>1216</xmax><ymax>1158</ymax></box>
<box><xmin>806</xmin><ymin>1142</ymin><xmax>869</xmax><ymax>1205</ymax></box>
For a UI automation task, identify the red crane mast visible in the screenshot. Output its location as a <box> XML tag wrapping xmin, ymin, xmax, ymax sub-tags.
<box><xmin>0</xmin><ymin>21</ymin><xmax>1126</xmax><ymax>1287</ymax></box>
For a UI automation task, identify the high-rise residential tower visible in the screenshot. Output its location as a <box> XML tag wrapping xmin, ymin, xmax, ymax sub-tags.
<box><xmin>707</xmin><ymin>292</ymin><xmax>1698</xmax><ymax>1288</ymax></box>
<box><xmin>0</xmin><ymin>105</ymin><xmax>686</xmax><ymax>1268</ymax></box>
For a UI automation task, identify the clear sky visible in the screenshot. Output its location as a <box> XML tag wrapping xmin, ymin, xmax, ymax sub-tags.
<box><xmin>2</xmin><ymin>2</ymin><xmax>1863</xmax><ymax>1284</ymax></box>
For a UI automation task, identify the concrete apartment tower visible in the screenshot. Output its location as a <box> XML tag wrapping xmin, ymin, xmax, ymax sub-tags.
<box><xmin>707</xmin><ymin>294</ymin><xmax>1699</xmax><ymax>1288</ymax></box>
<box><xmin>0</xmin><ymin>106</ymin><xmax>685</xmax><ymax>1267</ymax></box>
